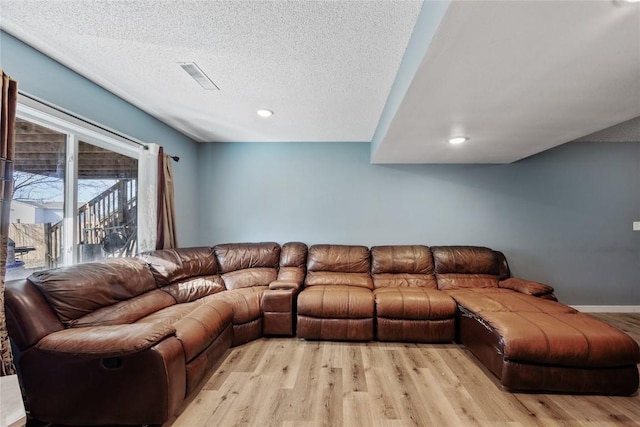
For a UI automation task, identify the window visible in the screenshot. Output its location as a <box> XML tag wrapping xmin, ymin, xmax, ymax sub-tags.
<box><xmin>7</xmin><ymin>97</ymin><xmax>142</xmax><ymax>280</ymax></box>
<box><xmin>77</xmin><ymin>141</ymin><xmax>138</xmax><ymax>262</ymax></box>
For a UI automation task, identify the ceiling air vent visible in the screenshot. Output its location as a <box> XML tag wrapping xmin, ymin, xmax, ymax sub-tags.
<box><xmin>179</xmin><ymin>62</ymin><xmax>219</xmax><ymax>90</ymax></box>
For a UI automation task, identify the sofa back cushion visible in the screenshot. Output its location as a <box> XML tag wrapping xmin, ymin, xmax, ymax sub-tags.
<box><xmin>138</xmin><ymin>247</ymin><xmax>219</xmax><ymax>286</ymax></box>
<box><xmin>277</xmin><ymin>242</ymin><xmax>308</xmax><ymax>283</ymax></box>
<box><xmin>495</xmin><ymin>250</ymin><xmax>511</xmax><ymax>280</ymax></box>
<box><xmin>305</xmin><ymin>245</ymin><xmax>373</xmax><ymax>289</ymax></box>
<box><xmin>436</xmin><ymin>274</ymin><xmax>499</xmax><ymax>290</ymax></box>
<box><xmin>29</xmin><ymin>258</ymin><xmax>162</xmax><ymax>327</ymax></box>
<box><xmin>432</xmin><ymin>246</ymin><xmax>500</xmax><ymax>290</ymax></box>
<box><xmin>215</xmin><ymin>242</ymin><xmax>281</xmax><ymax>289</ymax></box>
<box><xmin>215</xmin><ymin>242</ymin><xmax>281</xmax><ymax>272</ymax></box>
<box><xmin>370</xmin><ymin>245</ymin><xmax>437</xmax><ymax>288</ymax></box>
<box><xmin>138</xmin><ymin>247</ymin><xmax>225</xmax><ymax>302</ymax></box>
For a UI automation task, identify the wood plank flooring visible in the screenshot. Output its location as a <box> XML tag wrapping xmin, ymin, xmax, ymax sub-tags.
<box><xmin>165</xmin><ymin>314</ymin><xmax>640</xmax><ymax>427</ymax></box>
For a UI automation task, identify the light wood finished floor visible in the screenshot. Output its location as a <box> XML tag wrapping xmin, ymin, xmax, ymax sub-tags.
<box><xmin>165</xmin><ymin>313</ymin><xmax>640</xmax><ymax>427</ymax></box>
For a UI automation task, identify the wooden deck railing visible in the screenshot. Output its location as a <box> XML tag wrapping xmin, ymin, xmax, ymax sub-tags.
<box><xmin>47</xmin><ymin>179</ymin><xmax>137</xmax><ymax>267</ymax></box>
<box><xmin>46</xmin><ymin>221</ymin><xmax>62</xmax><ymax>268</ymax></box>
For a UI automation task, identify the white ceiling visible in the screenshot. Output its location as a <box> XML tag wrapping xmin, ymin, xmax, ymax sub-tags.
<box><xmin>1</xmin><ymin>0</ymin><xmax>639</xmax><ymax>164</ymax></box>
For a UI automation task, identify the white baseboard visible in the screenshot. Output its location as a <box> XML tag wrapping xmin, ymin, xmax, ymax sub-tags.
<box><xmin>570</xmin><ymin>305</ymin><xmax>640</xmax><ymax>313</ymax></box>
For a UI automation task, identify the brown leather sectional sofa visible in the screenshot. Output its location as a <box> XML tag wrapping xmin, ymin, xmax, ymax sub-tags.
<box><xmin>5</xmin><ymin>243</ymin><xmax>640</xmax><ymax>426</ymax></box>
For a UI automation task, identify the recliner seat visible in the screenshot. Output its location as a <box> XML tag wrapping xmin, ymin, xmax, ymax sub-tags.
<box><xmin>371</xmin><ymin>245</ymin><xmax>457</xmax><ymax>342</ymax></box>
<box><xmin>297</xmin><ymin>244</ymin><xmax>375</xmax><ymax>341</ymax></box>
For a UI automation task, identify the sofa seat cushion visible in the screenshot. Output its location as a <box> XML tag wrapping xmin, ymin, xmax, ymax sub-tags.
<box><xmin>136</xmin><ymin>301</ymin><xmax>199</xmax><ymax>326</ymax></box>
<box><xmin>171</xmin><ymin>300</ymin><xmax>233</xmax><ymax>362</ymax></box>
<box><xmin>221</xmin><ymin>268</ymin><xmax>277</xmax><ymax>290</ymax></box>
<box><xmin>297</xmin><ymin>285</ymin><xmax>374</xmax><ymax>319</ymax></box>
<box><xmin>204</xmin><ymin>286</ymin><xmax>268</xmax><ymax>325</ymax></box>
<box><xmin>374</xmin><ymin>288</ymin><xmax>456</xmax><ymax>343</ymax></box>
<box><xmin>304</xmin><ymin>271</ymin><xmax>373</xmax><ymax>289</ymax></box>
<box><xmin>374</xmin><ymin>287</ymin><xmax>457</xmax><ymax>320</ymax></box>
<box><xmin>137</xmin><ymin>299</ymin><xmax>233</xmax><ymax>362</ymax></box>
<box><xmin>447</xmin><ymin>289</ymin><xmax>575</xmax><ymax>314</ymax></box>
<box><xmin>277</xmin><ymin>266</ymin><xmax>305</xmax><ymax>283</ymax></box>
<box><xmin>71</xmin><ymin>290</ymin><xmax>176</xmax><ymax>328</ymax></box>
<box><xmin>476</xmin><ymin>310</ymin><xmax>640</xmax><ymax>368</ymax></box>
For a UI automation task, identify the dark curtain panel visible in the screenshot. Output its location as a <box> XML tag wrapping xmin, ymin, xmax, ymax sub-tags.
<box><xmin>0</xmin><ymin>69</ymin><xmax>18</xmax><ymax>376</ymax></box>
<box><xmin>156</xmin><ymin>147</ymin><xmax>177</xmax><ymax>250</ymax></box>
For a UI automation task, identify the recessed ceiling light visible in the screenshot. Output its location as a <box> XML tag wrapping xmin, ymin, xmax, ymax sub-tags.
<box><xmin>447</xmin><ymin>136</ymin><xmax>469</xmax><ymax>145</ymax></box>
<box><xmin>257</xmin><ymin>109</ymin><xmax>273</xmax><ymax>118</ymax></box>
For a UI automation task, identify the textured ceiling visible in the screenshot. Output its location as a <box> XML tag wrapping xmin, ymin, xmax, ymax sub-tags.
<box><xmin>1</xmin><ymin>0</ymin><xmax>639</xmax><ymax>164</ymax></box>
<box><xmin>0</xmin><ymin>0</ymin><xmax>422</xmax><ymax>143</ymax></box>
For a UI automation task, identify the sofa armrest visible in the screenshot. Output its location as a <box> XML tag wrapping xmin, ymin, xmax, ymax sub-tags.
<box><xmin>263</xmin><ymin>283</ymin><xmax>299</xmax><ymax>336</ymax></box>
<box><xmin>498</xmin><ymin>277</ymin><xmax>554</xmax><ymax>297</ymax></box>
<box><xmin>269</xmin><ymin>280</ymin><xmax>301</xmax><ymax>291</ymax></box>
<box><xmin>35</xmin><ymin>323</ymin><xmax>176</xmax><ymax>358</ymax></box>
<box><xmin>21</xmin><ymin>333</ymin><xmax>185</xmax><ymax>425</ymax></box>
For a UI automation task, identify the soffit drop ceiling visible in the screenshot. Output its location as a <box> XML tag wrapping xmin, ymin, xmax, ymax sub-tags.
<box><xmin>372</xmin><ymin>0</ymin><xmax>640</xmax><ymax>163</ymax></box>
<box><xmin>1</xmin><ymin>1</ymin><xmax>639</xmax><ymax>164</ymax></box>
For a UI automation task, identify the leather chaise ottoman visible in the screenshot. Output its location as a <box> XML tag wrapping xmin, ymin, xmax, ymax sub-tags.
<box><xmin>459</xmin><ymin>305</ymin><xmax>640</xmax><ymax>394</ymax></box>
<box><xmin>432</xmin><ymin>245</ymin><xmax>640</xmax><ymax>395</ymax></box>
<box><xmin>449</xmin><ymin>289</ymin><xmax>640</xmax><ymax>395</ymax></box>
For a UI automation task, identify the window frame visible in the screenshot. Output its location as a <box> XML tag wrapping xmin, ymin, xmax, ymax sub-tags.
<box><xmin>16</xmin><ymin>94</ymin><xmax>144</xmax><ymax>266</ymax></box>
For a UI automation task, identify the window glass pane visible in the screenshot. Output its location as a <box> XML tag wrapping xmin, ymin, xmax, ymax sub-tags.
<box><xmin>77</xmin><ymin>141</ymin><xmax>138</xmax><ymax>262</ymax></box>
<box><xmin>9</xmin><ymin>118</ymin><xmax>66</xmax><ymax>279</ymax></box>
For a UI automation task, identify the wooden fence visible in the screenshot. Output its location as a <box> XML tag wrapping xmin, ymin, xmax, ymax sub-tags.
<box><xmin>9</xmin><ymin>223</ymin><xmax>48</xmax><ymax>269</ymax></box>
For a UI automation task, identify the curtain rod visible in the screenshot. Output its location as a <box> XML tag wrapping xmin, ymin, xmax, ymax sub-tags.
<box><xmin>18</xmin><ymin>90</ymin><xmax>180</xmax><ymax>162</ymax></box>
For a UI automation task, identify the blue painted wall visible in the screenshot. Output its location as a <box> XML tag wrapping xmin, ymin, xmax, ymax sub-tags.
<box><xmin>199</xmin><ymin>140</ymin><xmax>640</xmax><ymax>305</ymax></box>
<box><xmin>3</xmin><ymin>30</ymin><xmax>638</xmax><ymax>305</ymax></box>
<box><xmin>1</xmin><ymin>31</ymin><xmax>201</xmax><ymax>245</ymax></box>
